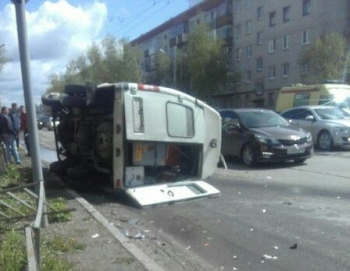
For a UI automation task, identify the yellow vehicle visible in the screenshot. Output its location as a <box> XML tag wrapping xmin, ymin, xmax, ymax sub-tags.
<box><xmin>275</xmin><ymin>83</ymin><xmax>350</xmax><ymax>113</ymax></box>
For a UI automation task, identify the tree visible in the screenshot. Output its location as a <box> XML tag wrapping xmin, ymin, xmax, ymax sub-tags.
<box><xmin>46</xmin><ymin>36</ymin><xmax>144</xmax><ymax>93</ymax></box>
<box><xmin>298</xmin><ymin>32</ymin><xmax>349</xmax><ymax>84</ymax></box>
<box><xmin>152</xmin><ymin>51</ymin><xmax>171</xmax><ymax>85</ymax></box>
<box><xmin>183</xmin><ymin>23</ymin><xmax>227</xmax><ymax>101</ymax></box>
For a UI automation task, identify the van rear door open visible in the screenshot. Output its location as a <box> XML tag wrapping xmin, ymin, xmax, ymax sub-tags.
<box><xmin>116</xmin><ymin>83</ymin><xmax>222</xmax><ymax>206</ymax></box>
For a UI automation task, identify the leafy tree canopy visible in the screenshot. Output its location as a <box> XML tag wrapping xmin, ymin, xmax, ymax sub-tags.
<box><xmin>46</xmin><ymin>36</ymin><xmax>143</xmax><ymax>93</ymax></box>
<box><xmin>298</xmin><ymin>32</ymin><xmax>349</xmax><ymax>84</ymax></box>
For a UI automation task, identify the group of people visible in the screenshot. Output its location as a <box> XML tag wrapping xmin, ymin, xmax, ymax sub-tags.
<box><xmin>0</xmin><ymin>103</ymin><xmax>30</xmax><ymax>165</ymax></box>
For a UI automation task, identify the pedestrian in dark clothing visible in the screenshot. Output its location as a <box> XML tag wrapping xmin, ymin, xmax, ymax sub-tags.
<box><xmin>9</xmin><ymin>103</ymin><xmax>20</xmax><ymax>149</ymax></box>
<box><xmin>0</xmin><ymin>106</ymin><xmax>21</xmax><ymax>164</ymax></box>
<box><xmin>20</xmin><ymin>106</ymin><xmax>30</xmax><ymax>156</ymax></box>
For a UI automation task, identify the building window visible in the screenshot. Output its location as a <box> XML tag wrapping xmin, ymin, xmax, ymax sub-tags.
<box><xmin>246</xmin><ymin>70</ymin><xmax>252</xmax><ymax>83</ymax></box>
<box><xmin>303</xmin><ymin>0</ymin><xmax>311</xmax><ymax>16</ymax></box>
<box><xmin>283</xmin><ymin>6</ymin><xmax>290</xmax><ymax>22</ymax></box>
<box><xmin>269</xmin><ymin>66</ymin><xmax>276</xmax><ymax>79</ymax></box>
<box><xmin>282</xmin><ymin>63</ymin><xmax>290</xmax><ymax>77</ymax></box>
<box><xmin>234</xmin><ymin>0</ymin><xmax>241</xmax><ymax>12</ymax></box>
<box><xmin>245</xmin><ymin>20</ymin><xmax>252</xmax><ymax>34</ymax></box>
<box><xmin>302</xmin><ymin>30</ymin><xmax>309</xmax><ymax>45</ymax></box>
<box><xmin>257</xmin><ymin>57</ymin><xmax>263</xmax><ymax>71</ymax></box>
<box><xmin>301</xmin><ymin>63</ymin><xmax>309</xmax><ymax>74</ymax></box>
<box><xmin>282</xmin><ymin>35</ymin><xmax>289</xmax><ymax>49</ymax></box>
<box><xmin>255</xmin><ymin>82</ymin><xmax>264</xmax><ymax>95</ymax></box>
<box><xmin>269</xmin><ymin>11</ymin><xmax>276</xmax><ymax>27</ymax></box>
<box><xmin>245</xmin><ymin>0</ymin><xmax>251</xmax><ymax>9</ymax></box>
<box><xmin>236</xmin><ymin>48</ymin><xmax>242</xmax><ymax>61</ymax></box>
<box><xmin>257</xmin><ymin>6</ymin><xmax>263</xmax><ymax>21</ymax></box>
<box><xmin>246</xmin><ymin>45</ymin><xmax>252</xmax><ymax>58</ymax></box>
<box><xmin>235</xmin><ymin>24</ymin><xmax>241</xmax><ymax>38</ymax></box>
<box><xmin>257</xmin><ymin>31</ymin><xmax>263</xmax><ymax>45</ymax></box>
<box><xmin>268</xmin><ymin>39</ymin><xmax>276</xmax><ymax>53</ymax></box>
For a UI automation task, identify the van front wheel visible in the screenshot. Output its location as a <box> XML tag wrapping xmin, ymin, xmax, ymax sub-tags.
<box><xmin>317</xmin><ymin>130</ymin><xmax>333</xmax><ymax>151</ymax></box>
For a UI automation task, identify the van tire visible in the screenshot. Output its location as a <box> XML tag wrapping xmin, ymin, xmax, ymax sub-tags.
<box><xmin>317</xmin><ymin>130</ymin><xmax>333</xmax><ymax>151</ymax></box>
<box><xmin>41</xmin><ymin>93</ymin><xmax>61</xmax><ymax>107</ymax></box>
<box><xmin>241</xmin><ymin>144</ymin><xmax>257</xmax><ymax>167</ymax></box>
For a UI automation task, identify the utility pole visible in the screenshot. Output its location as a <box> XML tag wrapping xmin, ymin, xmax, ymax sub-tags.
<box><xmin>11</xmin><ymin>0</ymin><xmax>47</xmax><ymax>226</ymax></box>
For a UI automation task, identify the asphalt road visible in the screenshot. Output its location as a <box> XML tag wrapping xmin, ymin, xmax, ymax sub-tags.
<box><xmin>117</xmin><ymin>152</ymin><xmax>350</xmax><ymax>271</ymax></box>
<box><xmin>38</xmin><ymin>130</ymin><xmax>350</xmax><ymax>271</ymax></box>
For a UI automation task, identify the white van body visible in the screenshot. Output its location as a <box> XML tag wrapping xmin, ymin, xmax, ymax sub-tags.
<box><xmin>42</xmin><ymin>82</ymin><xmax>221</xmax><ymax>207</ymax></box>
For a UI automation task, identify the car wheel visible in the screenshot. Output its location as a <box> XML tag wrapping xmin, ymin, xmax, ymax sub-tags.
<box><xmin>241</xmin><ymin>144</ymin><xmax>257</xmax><ymax>167</ymax></box>
<box><xmin>317</xmin><ymin>130</ymin><xmax>333</xmax><ymax>151</ymax></box>
<box><xmin>294</xmin><ymin>158</ymin><xmax>306</xmax><ymax>164</ymax></box>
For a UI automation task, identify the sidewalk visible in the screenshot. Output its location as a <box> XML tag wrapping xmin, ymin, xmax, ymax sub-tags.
<box><xmin>42</xmin><ymin>173</ymin><xmax>164</xmax><ymax>271</ymax></box>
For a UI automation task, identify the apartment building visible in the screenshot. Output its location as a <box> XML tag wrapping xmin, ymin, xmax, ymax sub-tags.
<box><xmin>231</xmin><ymin>0</ymin><xmax>350</xmax><ymax>109</ymax></box>
<box><xmin>131</xmin><ymin>0</ymin><xmax>350</xmax><ymax>109</ymax></box>
<box><xmin>131</xmin><ymin>0</ymin><xmax>233</xmax><ymax>88</ymax></box>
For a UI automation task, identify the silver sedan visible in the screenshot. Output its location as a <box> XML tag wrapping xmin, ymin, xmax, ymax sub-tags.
<box><xmin>280</xmin><ymin>105</ymin><xmax>350</xmax><ymax>150</ymax></box>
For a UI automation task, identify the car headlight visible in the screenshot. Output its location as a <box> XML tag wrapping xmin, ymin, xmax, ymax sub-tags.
<box><xmin>255</xmin><ymin>135</ymin><xmax>280</xmax><ymax>145</ymax></box>
<box><xmin>306</xmin><ymin>132</ymin><xmax>313</xmax><ymax>142</ymax></box>
<box><xmin>333</xmin><ymin>126</ymin><xmax>350</xmax><ymax>133</ymax></box>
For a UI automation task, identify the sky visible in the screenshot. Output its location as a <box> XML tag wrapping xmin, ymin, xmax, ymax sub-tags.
<box><xmin>0</xmin><ymin>0</ymin><xmax>202</xmax><ymax>107</ymax></box>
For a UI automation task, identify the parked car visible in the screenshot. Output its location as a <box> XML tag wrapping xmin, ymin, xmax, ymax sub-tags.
<box><xmin>280</xmin><ymin>105</ymin><xmax>350</xmax><ymax>150</ymax></box>
<box><xmin>37</xmin><ymin>116</ymin><xmax>59</xmax><ymax>130</ymax></box>
<box><xmin>218</xmin><ymin>108</ymin><xmax>313</xmax><ymax>166</ymax></box>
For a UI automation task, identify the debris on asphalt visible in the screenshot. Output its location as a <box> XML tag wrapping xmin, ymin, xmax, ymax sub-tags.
<box><xmin>91</xmin><ymin>234</ymin><xmax>99</xmax><ymax>238</ymax></box>
<box><xmin>261</xmin><ymin>254</ymin><xmax>278</xmax><ymax>263</ymax></box>
<box><xmin>262</xmin><ymin>209</ymin><xmax>267</xmax><ymax>213</ymax></box>
<box><xmin>123</xmin><ymin>229</ymin><xmax>145</xmax><ymax>239</ymax></box>
<box><xmin>274</xmin><ymin>246</ymin><xmax>279</xmax><ymax>250</ymax></box>
<box><xmin>289</xmin><ymin>243</ymin><xmax>298</xmax><ymax>249</ymax></box>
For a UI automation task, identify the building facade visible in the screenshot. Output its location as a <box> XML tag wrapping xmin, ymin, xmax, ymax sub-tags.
<box><xmin>131</xmin><ymin>0</ymin><xmax>350</xmax><ymax>109</ymax></box>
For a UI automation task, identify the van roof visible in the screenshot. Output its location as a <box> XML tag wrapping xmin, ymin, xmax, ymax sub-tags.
<box><xmin>280</xmin><ymin>83</ymin><xmax>350</xmax><ymax>91</ymax></box>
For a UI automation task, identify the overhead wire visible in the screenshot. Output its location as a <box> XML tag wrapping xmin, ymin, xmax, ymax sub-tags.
<box><xmin>110</xmin><ymin>0</ymin><xmax>180</xmax><ymax>39</ymax></box>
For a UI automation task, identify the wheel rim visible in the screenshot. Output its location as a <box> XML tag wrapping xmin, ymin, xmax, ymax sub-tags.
<box><xmin>242</xmin><ymin>146</ymin><xmax>254</xmax><ymax>165</ymax></box>
<box><xmin>318</xmin><ymin>132</ymin><xmax>332</xmax><ymax>150</ymax></box>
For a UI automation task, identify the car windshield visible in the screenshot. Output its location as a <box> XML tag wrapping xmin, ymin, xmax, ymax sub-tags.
<box><xmin>237</xmin><ymin>110</ymin><xmax>289</xmax><ymax>128</ymax></box>
<box><xmin>313</xmin><ymin>107</ymin><xmax>350</xmax><ymax>120</ymax></box>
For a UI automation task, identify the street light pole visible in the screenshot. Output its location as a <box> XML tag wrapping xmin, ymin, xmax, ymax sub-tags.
<box><xmin>173</xmin><ymin>45</ymin><xmax>177</xmax><ymax>88</ymax></box>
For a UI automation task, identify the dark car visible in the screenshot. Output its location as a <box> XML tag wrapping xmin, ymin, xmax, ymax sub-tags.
<box><xmin>37</xmin><ymin>116</ymin><xmax>59</xmax><ymax>130</ymax></box>
<box><xmin>219</xmin><ymin>108</ymin><xmax>314</xmax><ymax>166</ymax></box>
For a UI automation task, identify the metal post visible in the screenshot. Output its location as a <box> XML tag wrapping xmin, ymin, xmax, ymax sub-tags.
<box><xmin>173</xmin><ymin>45</ymin><xmax>177</xmax><ymax>88</ymax></box>
<box><xmin>11</xmin><ymin>0</ymin><xmax>47</xmax><ymax>227</ymax></box>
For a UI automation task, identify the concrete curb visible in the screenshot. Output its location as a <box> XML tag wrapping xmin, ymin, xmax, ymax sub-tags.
<box><xmin>65</xmin><ymin>188</ymin><xmax>165</xmax><ymax>271</ymax></box>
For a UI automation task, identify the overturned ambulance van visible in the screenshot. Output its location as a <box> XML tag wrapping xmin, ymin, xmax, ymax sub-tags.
<box><xmin>42</xmin><ymin>82</ymin><xmax>221</xmax><ymax>207</ymax></box>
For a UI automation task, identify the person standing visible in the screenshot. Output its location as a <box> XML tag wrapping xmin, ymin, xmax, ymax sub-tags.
<box><xmin>20</xmin><ymin>106</ymin><xmax>30</xmax><ymax>156</ymax></box>
<box><xmin>0</xmin><ymin>106</ymin><xmax>21</xmax><ymax>164</ymax></box>
<box><xmin>9</xmin><ymin>103</ymin><xmax>21</xmax><ymax>149</ymax></box>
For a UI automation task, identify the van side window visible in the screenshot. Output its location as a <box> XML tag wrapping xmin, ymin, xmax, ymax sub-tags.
<box><xmin>166</xmin><ymin>103</ymin><xmax>194</xmax><ymax>138</ymax></box>
<box><xmin>319</xmin><ymin>95</ymin><xmax>333</xmax><ymax>105</ymax></box>
<box><xmin>293</xmin><ymin>92</ymin><xmax>310</xmax><ymax>107</ymax></box>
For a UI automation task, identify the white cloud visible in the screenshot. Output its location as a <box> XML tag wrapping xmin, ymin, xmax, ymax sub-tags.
<box><xmin>0</xmin><ymin>0</ymin><xmax>108</xmax><ymax>107</ymax></box>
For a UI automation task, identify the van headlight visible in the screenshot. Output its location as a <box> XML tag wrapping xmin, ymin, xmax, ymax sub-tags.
<box><xmin>255</xmin><ymin>135</ymin><xmax>279</xmax><ymax>145</ymax></box>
